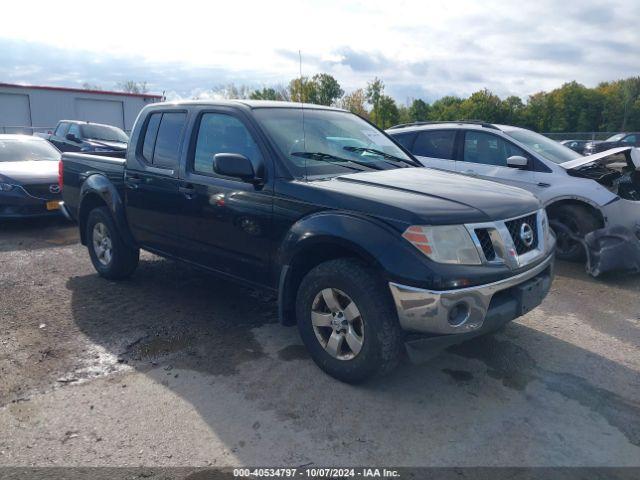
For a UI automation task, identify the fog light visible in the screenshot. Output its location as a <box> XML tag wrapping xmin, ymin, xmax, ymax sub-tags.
<box><xmin>448</xmin><ymin>302</ymin><xmax>470</xmax><ymax>326</ymax></box>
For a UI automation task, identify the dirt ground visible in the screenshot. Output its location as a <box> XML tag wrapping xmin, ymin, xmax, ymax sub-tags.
<box><xmin>1</xmin><ymin>217</ymin><xmax>639</xmax><ymax>467</ymax></box>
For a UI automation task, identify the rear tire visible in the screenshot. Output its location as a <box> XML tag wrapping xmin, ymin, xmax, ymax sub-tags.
<box><xmin>86</xmin><ymin>207</ymin><xmax>139</xmax><ymax>280</ymax></box>
<box><xmin>295</xmin><ymin>258</ymin><xmax>403</xmax><ymax>383</ymax></box>
<box><xmin>548</xmin><ymin>204</ymin><xmax>601</xmax><ymax>262</ymax></box>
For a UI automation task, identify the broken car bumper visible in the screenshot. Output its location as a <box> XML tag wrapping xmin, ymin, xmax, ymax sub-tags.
<box><xmin>388</xmin><ymin>252</ymin><xmax>555</xmax><ymax>337</ymax></box>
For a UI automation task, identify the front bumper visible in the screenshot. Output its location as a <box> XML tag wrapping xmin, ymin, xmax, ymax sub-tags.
<box><xmin>0</xmin><ymin>186</ymin><xmax>62</xmax><ymax>218</ymax></box>
<box><xmin>389</xmin><ymin>252</ymin><xmax>555</xmax><ymax>336</ymax></box>
<box><xmin>601</xmin><ymin>198</ymin><xmax>640</xmax><ymax>235</ymax></box>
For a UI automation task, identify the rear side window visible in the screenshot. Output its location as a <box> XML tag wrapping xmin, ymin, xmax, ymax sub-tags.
<box><xmin>142</xmin><ymin>113</ymin><xmax>161</xmax><ymax>162</ymax></box>
<box><xmin>413</xmin><ymin>130</ymin><xmax>456</xmax><ymax>159</ymax></box>
<box><xmin>140</xmin><ymin>112</ymin><xmax>186</xmax><ymax>169</ymax></box>
<box><xmin>193</xmin><ymin>113</ymin><xmax>263</xmax><ymax>175</ymax></box>
<box><xmin>391</xmin><ymin>132</ymin><xmax>416</xmax><ymax>150</ymax></box>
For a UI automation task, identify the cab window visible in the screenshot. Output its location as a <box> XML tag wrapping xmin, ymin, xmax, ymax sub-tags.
<box><xmin>463</xmin><ymin>131</ymin><xmax>528</xmax><ymax>167</ymax></box>
<box><xmin>139</xmin><ymin>112</ymin><xmax>186</xmax><ymax>169</ymax></box>
<box><xmin>193</xmin><ymin>113</ymin><xmax>263</xmax><ymax>176</ymax></box>
<box><xmin>54</xmin><ymin>122</ymin><xmax>70</xmax><ymax>137</ymax></box>
<box><xmin>412</xmin><ymin>130</ymin><xmax>456</xmax><ymax>159</ymax></box>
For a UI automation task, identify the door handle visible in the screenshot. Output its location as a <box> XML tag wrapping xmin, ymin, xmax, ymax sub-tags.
<box><xmin>179</xmin><ymin>185</ymin><xmax>196</xmax><ymax>198</ymax></box>
<box><xmin>125</xmin><ymin>175</ymin><xmax>142</xmax><ymax>189</ymax></box>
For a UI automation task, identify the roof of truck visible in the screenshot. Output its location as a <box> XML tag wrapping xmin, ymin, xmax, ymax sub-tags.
<box><xmin>149</xmin><ymin>99</ymin><xmax>347</xmax><ymax>111</ymax></box>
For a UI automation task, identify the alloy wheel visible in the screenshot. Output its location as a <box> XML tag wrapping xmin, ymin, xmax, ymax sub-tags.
<box><xmin>92</xmin><ymin>222</ymin><xmax>113</xmax><ymax>266</ymax></box>
<box><xmin>310</xmin><ymin>288</ymin><xmax>364</xmax><ymax>360</ymax></box>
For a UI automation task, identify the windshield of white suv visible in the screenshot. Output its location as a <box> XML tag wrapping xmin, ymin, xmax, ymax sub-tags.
<box><xmin>605</xmin><ymin>133</ymin><xmax>625</xmax><ymax>142</ymax></box>
<box><xmin>505</xmin><ymin>129</ymin><xmax>582</xmax><ymax>164</ymax></box>
<box><xmin>254</xmin><ymin>108</ymin><xmax>417</xmax><ymax>177</ymax></box>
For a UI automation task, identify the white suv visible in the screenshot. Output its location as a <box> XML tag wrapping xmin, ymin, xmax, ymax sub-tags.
<box><xmin>387</xmin><ymin>121</ymin><xmax>640</xmax><ymax>261</ymax></box>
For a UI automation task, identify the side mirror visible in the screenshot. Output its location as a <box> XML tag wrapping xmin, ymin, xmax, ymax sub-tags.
<box><xmin>507</xmin><ymin>155</ymin><xmax>528</xmax><ymax>168</ymax></box>
<box><xmin>213</xmin><ymin>153</ymin><xmax>259</xmax><ymax>183</ymax></box>
<box><xmin>66</xmin><ymin>133</ymin><xmax>79</xmax><ymax>142</ymax></box>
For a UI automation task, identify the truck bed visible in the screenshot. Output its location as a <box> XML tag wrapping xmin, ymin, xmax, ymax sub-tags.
<box><xmin>61</xmin><ymin>152</ymin><xmax>127</xmax><ymax>220</ymax></box>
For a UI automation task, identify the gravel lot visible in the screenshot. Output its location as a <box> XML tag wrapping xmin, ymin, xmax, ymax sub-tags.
<box><xmin>1</xmin><ymin>217</ymin><xmax>639</xmax><ymax>467</ymax></box>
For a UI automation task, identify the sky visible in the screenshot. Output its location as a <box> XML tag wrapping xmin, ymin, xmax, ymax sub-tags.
<box><xmin>1</xmin><ymin>0</ymin><xmax>639</xmax><ymax>103</ymax></box>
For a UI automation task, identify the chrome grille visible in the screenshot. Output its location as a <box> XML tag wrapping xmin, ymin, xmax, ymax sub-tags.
<box><xmin>505</xmin><ymin>213</ymin><xmax>538</xmax><ymax>255</ymax></box>
<box><xmin>466</xmin><ymin>210</ymin><xmax>548</xmax><ymax>270</ymax></box>
<box><xmin>474</xmin><ymin>228</ymin><xmax>496</xmax><ymax>261</ymax></box>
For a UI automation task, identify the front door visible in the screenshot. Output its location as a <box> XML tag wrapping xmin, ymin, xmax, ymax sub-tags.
<box><xmin>178</xmin><ymin>110</ymin><xmax>273</xmax><ymax>285</ymax></box>
<box><xmin>124</xmin><ymin>110</ymin><xmax>188</xmax><ymax>256</ymax></box>
<box><xmin>456</xmin><ymin>130</ymin><xmax>542</xmax><ymax>194</ymax></box>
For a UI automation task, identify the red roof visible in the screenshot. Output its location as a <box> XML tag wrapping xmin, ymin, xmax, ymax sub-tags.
<box><xmin>0</xmin><ymin>82</ymin><xmax>163</xmax><ymax>99</ymax></box>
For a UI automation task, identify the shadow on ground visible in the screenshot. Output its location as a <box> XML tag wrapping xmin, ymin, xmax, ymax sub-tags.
<box><xmin>0</xmin><ymin>216</ymin><xmax>77</xmax><ymax>252</ymax></box>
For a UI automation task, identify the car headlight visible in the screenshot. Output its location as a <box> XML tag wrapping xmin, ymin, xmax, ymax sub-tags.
<box><xmin>402</xmin><ymin>225</ymin><xmax>482</xmax><ymax>265</ymax></box>
<box><xmin>0</xmin><ymin>183</ymin><xmax>15</xmax><ymax>192</ymax></box>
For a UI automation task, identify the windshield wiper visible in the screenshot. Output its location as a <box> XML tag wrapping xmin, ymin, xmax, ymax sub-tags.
<box><xmin>342</xmin><ymin>146</ymin><xmax>418</xmax><ymax>167</ymax></box>
<box><xmin>291</xmin><ymin>151</ymin><xmax>383</xmax><ymax>171</ymax></box>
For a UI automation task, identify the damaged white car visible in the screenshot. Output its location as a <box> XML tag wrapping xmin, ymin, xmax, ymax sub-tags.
<box><xmin>387</xmin><ymin>122</ymin><xmax>640</xmax><ymax>262</ymax></box>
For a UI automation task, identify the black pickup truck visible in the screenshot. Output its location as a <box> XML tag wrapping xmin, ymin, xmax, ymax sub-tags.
<box><xmin>60</xmin><ymin>100</ymin><xmax>555</xmax><ymax>382</ymax></box>
<box><xmin>48</xmin><ymin>120</ymin><xmax>128</xmax><ymax>155</ymax></box>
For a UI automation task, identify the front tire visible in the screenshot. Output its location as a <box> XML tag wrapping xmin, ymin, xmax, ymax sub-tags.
<box><xmin>548</xmin><ymin>204</ymin><xmax>601</xmax><ymax>262</ymax></box>
<box><xmin>86</xmin><ymin>207</ymin><xmax>139</xmax><ymax>280</ymax></box>
<box><xmin>295</xmin><ymin>258</ymin><xmax>402</xmax><ymax>383</ymax></box>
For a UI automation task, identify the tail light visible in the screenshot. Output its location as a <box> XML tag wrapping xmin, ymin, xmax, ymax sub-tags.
<box><xmin>58</xmin><ymin>160</ymin><xmax>64</xmax><ymax>192</ymax></box>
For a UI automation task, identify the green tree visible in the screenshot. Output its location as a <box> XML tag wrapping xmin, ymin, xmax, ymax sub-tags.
<box><xmin>249</xmin><ymin>87</ymin><xmax>288</xmax><ymax>101</ymax></box>
<box><xmin>428</xmin><ymin>96</ymin><xmax>463</xmax><ymax>121</ymax></box>
<box><xmin>339</xmin><ymin>89</ymin><xmax>369</xmax><ymax>118</ymax></box>
<box><xmin>370</xmin><ymin>95</ymin><xmax>399</xmax><ymax>129</ymax></box>
<box><xmin>365</xmin><ymin>78</ymin><xmax>385</xmax><ymax>124</ymax></box>
<box><xmin>459</xmin><ymin>89</ymin><xmax>505</xmax><ymax>123</ymax></box>
<box><xmin>289</xmin><ymin>76</ymin><xmax>318</xmax><ymax>103</ymax></box>
<box><xmin>408</xmin><ymin>99</ymin><xmax>430</xmax><ymax>122</ymax></box>
<box><xmin>312</xmin><ymin>73</ymin><xmax>344</xmax><ymax>106</ymax></box>
<box><xmin>502</xmin><ymin>96</ymin><xmax>525</xmax><ymax>126</ymax></box>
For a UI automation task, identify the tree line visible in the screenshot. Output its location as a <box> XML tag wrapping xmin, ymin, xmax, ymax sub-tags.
<box><xmin>211</xmin><ymin>74</ymin><xmax>640</xmax><ymax>133</ymax></box>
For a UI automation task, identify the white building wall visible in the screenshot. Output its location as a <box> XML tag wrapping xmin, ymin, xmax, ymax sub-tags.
<box><xmin>0</xmin><ymin>84</ymin><xmax>161</xmax><ymax>133</ymax></box>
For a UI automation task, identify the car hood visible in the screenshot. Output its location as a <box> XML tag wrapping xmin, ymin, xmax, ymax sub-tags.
<box><xmin>84</xmin><ymin>139</ymin><xmax>128</xmax><ymax>151</ymax></box>
<box><xmin>560</xmin><ymin>146</ymin><xmax>640</xmax><ymax>171</ymax></box>
<box><xmin>311</xmin><ymin>167</ymin><xmax>541</xmax><ymax>225</ymax></box>
<box><xmin>0</xmin><ymin>161</ymin><xmax>59</xmax><ymax>184</ymax></box>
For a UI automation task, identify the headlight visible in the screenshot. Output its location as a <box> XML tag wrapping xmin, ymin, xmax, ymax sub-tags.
<box><xmin>0</xmin><ymin>183</ymin><xmax>15</xmax><ymax>192</ymax></box>
<box><xmin>402</xmin><ymin>225</ymin><xmax>482</xmax><ymax>265</ymax></box>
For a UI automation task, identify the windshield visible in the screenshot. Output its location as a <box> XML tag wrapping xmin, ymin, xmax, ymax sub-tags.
<box><xmin>505</xmin><ymin>129</ymin><xmax>582</xmax><ymax>164</ymax></box>
<box><xmin>605</xmin><ymin>133</ymin><xmax>625</xmax><ymax>142</ymax></box>
<box><xmin>80</xmin><ymin>124</ymin><xmax>129</xmax><ymax>143</ymax></box>
<box><xmin>0</xmin><ymin>139</ymin><xmax>61</xmax><ymax>162</ymax></box>
<box><xmin>253</xmin><ymin>108</ymin><xmax>416</xmax><ymax>177</ymax></box>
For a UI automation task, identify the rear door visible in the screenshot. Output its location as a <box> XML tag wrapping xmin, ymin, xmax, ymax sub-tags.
<box><xmin>177</xmin><ymin>109</ymin><xmax>274</xmax><ymax>285</ymax></box>
<box><xmin>124</xmin><ymin>110</ymin><xmax>189</xmax><ymax>256</ymax></box>
<box><xmin>456</xmin><ymin>130</ymin><xmax>540</xmax><ymax>192</ymax></box>
<box><xmin>411</xmin><ymin>129</ymin><xmax>458</xmax><ymax>172</ymax></box>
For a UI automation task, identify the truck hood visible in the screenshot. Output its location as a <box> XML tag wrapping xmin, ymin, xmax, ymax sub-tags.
<box><xmin>560</xmin><ymin>147</ymin><xmax>640</xmax><ymax>171</ymax></box>
<box><xmin>0</xmin><ymin>161</ymin><xmax>59</xmax><ymax>184</ymax></box>
<box><xmin>313</xmin><ymin>167</ymin><xmax>541</xmax><ymax>225</ymax></box>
